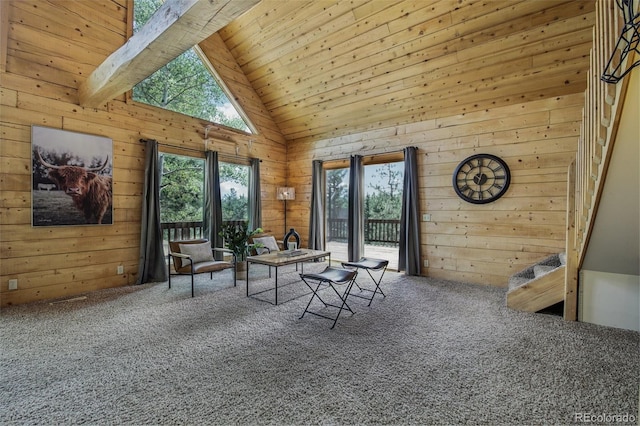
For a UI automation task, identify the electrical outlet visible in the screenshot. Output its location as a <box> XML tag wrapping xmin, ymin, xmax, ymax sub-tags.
<box><xmin>423</xmin><ymin>259</ymin><xmax>429</xmax><ymax>268</ymax></box>
<box><xmin>422</xmin><ymin>213</ymin><xmax>431</xmax><ymax>222</ymax></box>
<box><xmin>8</xmin><ymin>279</ymin><xmax>18</xmax><ymax>290</ymax></box>
<box><xmin>117</xmin><ymin>265</ymin><xmax>124</xmax><ymax>275</ymax></box>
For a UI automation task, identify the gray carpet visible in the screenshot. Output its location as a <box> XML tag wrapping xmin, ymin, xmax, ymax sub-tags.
<box><xmin>1</xmin><ymin>263</ymin><xmax>638</xmax><ymax>425</ymax></box>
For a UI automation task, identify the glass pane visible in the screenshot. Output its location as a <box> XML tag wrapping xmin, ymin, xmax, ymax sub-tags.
<box><xmin>159</xmin><ymin>154</ymin><xmax>204</xmax><ymax>223</ymax></box>
<box><xmin>364</xmin><ymin>162</ymin><xmax>404</xmax><ymax>253</ymax></box>
<box><xmin>220</xmin><ymin>162</ymin><xmax>249</xmax><ymax>222</ymax></box>
<box><xmin>133</xmin><ymin>0</ymin><xmax>251</xmax><ymax>132</ymax></box>
<box><xmin>325</xmin><ymin>168</ymin><xmax>349</xmax><ymax>244</ymax></box>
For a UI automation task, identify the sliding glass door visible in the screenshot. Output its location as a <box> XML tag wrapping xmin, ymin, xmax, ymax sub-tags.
<box><xmin>363</xmin><ymin>161</ymin><xmax>403</xmax><ymax>268</ymax></box>
<box><xmin>325</xmin><ymin>167</ymin><xmax>349</xmax><ymax>262</ymax></box>
<box><xmin>324</xmin><ymin>158</ymin><xmax>403</xmax><ymax>270</ymax></box>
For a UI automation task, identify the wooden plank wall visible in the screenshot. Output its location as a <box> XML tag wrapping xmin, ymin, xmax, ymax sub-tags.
<box><xmin>0</xmin><ymin>0</ymin><xmax>286</xmax><ymax>306</ymax></box>
<box><xmin>221</xmin><ymin>0</ymin><xmax>595</xmax><ymax>143</ymax></box>
<box><xmin>1</xmin><ymin>0</ymin><xmax>591</xmax><ymax>305</ymax></box>
<box><xmin>287</xmin><ymin>93</ymin><xmax>583</xmax><ymax>286</ymax></box>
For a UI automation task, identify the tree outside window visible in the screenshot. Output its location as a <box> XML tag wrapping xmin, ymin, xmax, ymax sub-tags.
<box><xmin>159</xmin><ymin>154</ymin><xmax>204</xmax><ymax>223</ymax></box>
<box><xmin>220</xmin><ymin>162</ymin><xmax>249</xmax><ymax>222</ymax></box>
<box><xmin>326</xmin><ymin>168</ymin><xmax>348</xmax><ymax>222</ymax></box>
<box><xmin>159</xmin><ymin>156</ymin><xmax>249</xmax><ymax>225</ymax></box>
<box><xmin>133</xmin><ymin>0</ymin><xmax>250</xmax><ymax>132</ymax></box>
<box><xmin>365</xmin><ymin>162</ymin><xmax>403</xmax><ymax>221</ymax></box>
<box><xmin>325</xmin><ymin>161</ymin><xmax>404</xmax><ymax>246</ymax></box>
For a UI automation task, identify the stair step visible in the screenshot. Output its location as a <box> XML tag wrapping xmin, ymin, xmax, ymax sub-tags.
<box><xmin>507</xmin><ymin>252</ymin><xmax>566</xmax><ymax>291</ymax></box>
<box><xmin>534</xmin><ymin>264</ymin><xmax>556</xmax><ymax>278</ymax></box>
<box><xmin>506</xmin><ymin>252</ymin><xmax>567</xmax><ymax>313</ymax></box>
<box><xmin>506</xmin><ymin>266</ymin><xmax>566</xmax><ymax>313</ymax></box>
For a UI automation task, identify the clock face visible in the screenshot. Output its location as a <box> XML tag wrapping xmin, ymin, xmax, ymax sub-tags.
<box><xmin>453</xmin><ymin>154</ymin><xmax>510</xmax><ymax>204</ymax></box>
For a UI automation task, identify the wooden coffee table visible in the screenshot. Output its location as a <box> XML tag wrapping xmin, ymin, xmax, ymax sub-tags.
<box><xmin>246</xmin><ymin>249</ymin><xmax>331</xmax><ymax>305</ymax></box>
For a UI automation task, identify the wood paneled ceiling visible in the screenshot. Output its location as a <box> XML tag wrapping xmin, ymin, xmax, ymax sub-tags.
<box><xmin>217</xmin><ymin>0</ymin><xmax>595</xmax><ymax>143</ymax></box>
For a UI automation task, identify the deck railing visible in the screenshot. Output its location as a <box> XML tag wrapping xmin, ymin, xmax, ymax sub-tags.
<box><xmin>161</xmin><ymin>220</ymin><xmax>246</xmax><ymax>243</ymax></box>
<box><xmin>161</xmin><ymin>218</ymin><xmax>401</xmax><ymax>247</ymax></box>
<box><xmin>326</xmin><ymin>218</ymin><xmax>400</xmax><ymax>246</ymax></box>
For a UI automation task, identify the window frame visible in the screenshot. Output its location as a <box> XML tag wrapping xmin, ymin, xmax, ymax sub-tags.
<box><xmin>125</xmin><ymin>0</ymin><xmax>257</xmax><ymax>134</ymax></box>
<box><xmin>323</xmin><ymin>151</ymin><xmax>405</xmax><ymax>247</ymax></box>
<box><xmin>158</xmin><ymin>151</ymin><xmax>205</xmax><ymax>225</ymax></box>
<box><xmin>219</xmin><ymin>159</ymin><xmax>251</xmax><ymax>223</ymax></box>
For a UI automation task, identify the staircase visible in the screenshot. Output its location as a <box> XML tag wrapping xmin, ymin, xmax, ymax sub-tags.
<box><xmin>507</xmin><ymin>1</ymin><xmax>634</xmax><ymax>319</ymax></box>
<box><xmin>506</xmin><ymin>253</ymin><xmax>566</xmax><ymax>313</ymax></box>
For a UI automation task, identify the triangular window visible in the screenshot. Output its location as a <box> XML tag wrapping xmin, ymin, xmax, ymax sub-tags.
<box><xmin>132</xmin><ymin>0</ymin><xmax>253</xmax><ymax>133</ymax></box>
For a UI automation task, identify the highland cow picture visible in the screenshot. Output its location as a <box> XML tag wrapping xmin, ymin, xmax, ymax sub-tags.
<box><xmin>32</xmin><ymin>126</ymin><xmax>113</xmax><ymax>226</ymax></box>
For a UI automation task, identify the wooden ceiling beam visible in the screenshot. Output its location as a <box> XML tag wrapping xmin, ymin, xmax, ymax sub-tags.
<box><xmin>78</xmin><ymin>0</ymin><xmax>259</xmax><ymax>108</ymax></box>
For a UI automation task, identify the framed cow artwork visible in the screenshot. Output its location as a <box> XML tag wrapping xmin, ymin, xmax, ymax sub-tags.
<box><xmin>31</xmin><ymin>126</ymin><xmax>113</xmax><ymax>226</ymax></box>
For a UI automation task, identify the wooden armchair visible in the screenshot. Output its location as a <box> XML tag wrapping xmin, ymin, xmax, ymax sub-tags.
<box><xmin>168</xmin><ymin>239</ymin><xmax>236</xmax><ymax>297</ymax></box>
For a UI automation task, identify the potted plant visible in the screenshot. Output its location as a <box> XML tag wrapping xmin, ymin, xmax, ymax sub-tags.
<box><xmin>219</xmin><ymin>223</ymin><xmax>263</xmax><ymax>279</ymax></box>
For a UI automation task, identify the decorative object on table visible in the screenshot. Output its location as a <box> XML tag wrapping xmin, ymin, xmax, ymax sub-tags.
<box><xmin>276</xmin><ymin>186</ymin><xmax>295</xmax><ymax>234</ymax></box>
<box><xmin>452</xmin><ymin>153</ymin><xmax>510</xmax><ymax>204</ymax></box>
<box><xmin>276</xmin><ymin>249</ymin><xmax>305</xmax><ymax>257</ymax></box>
<box><xmin>31</xmin><ymin>125</ymin><xmax>113</xmax><ymax>226</ymax></box>
<box><xmin>283</xmin><ymin>227</ymin><xmax>301</xmax><ymax>250</ymax></box>
<box><xmin>219</xmin><ymin>222</ymin><xmax>264</xmax><ymax>279</ymax></box>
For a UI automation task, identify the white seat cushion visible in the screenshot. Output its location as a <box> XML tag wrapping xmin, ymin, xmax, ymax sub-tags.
<box><xmin>253</xmin><ymin>236</ymin><xmax>280</xmax><ymax>255</ymax></box>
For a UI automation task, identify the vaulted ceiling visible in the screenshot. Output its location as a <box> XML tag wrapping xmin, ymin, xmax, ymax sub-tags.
<box><xmin>216</xmin><ymin>0</ymin><xmax>595</xmax><ymax>143</ymax></box>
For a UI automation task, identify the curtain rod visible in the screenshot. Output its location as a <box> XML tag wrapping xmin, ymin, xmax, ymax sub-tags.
<box><xmin>139</xmin><ymin>138</ymin><xmax>261</xmax><ymax>162</ymax></box>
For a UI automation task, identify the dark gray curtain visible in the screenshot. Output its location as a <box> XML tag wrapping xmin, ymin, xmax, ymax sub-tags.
<box><xmin>308</xmin><ymin>160</ymin><xmax>325</xmax><ymax>250</ymax></box>
<box><xmin>399</xmin><ymin>146</ymin><xmax>421</xmax><ymax>275</ymax></box>
<box><xmin>136</xmin><ymin>139</ymin><xmax>167</xmax><ymax>284</ymax></box>
<box><xmin>248</xmin><ymin>158</ymin><xmax>262</xmax><ymax>231</ymax></box>
<box><xmin>348</xmin><ymin>155</ymin><xmax>364</xmax><ymax>262</ymax></box>
<box><xmin>203</xmin><ymin>151</ymin><xmax>224</xmax><ymax>259</ymax></box>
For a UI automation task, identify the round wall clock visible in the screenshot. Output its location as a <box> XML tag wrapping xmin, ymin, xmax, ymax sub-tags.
<box><xmin>453</xmin><ymin>154</ymin><xmax>510</xmax><ymax>204</ymax></box>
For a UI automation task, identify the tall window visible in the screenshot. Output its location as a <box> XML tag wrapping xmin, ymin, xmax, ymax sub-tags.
<box><xmin>159</xmin><ymin>154</ymin><xmax>250</xmax><ymax>226</ymax></box>
<box><xmin>160</xmin><ymin>154</ymin><xmax>204</xmax><ymax>224</ymax></box>
<box><xmin>220</xmin><ymin>161</ymin><xmax>249</xmax><ymax>223</ymax></box>
<box><xmin>364</xmin><ymin>161</ymin><xmax>403</xmax><ymax>247</ymax></box>
<box><xmin>132</xmin><ymin>0</ymin><xmax>252</xmax><ymax>132</ymax></box>
<box><xmin>326</xmin><ymin>168</ymin><xmax>349</xmax><ymax>243</ymax></box>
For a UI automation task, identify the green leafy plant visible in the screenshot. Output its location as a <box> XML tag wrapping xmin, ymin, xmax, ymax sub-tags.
<box><xmin>219</xmin><ymin>223</ymin><xmax>263</xmax><ymax>261</ymax></box>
